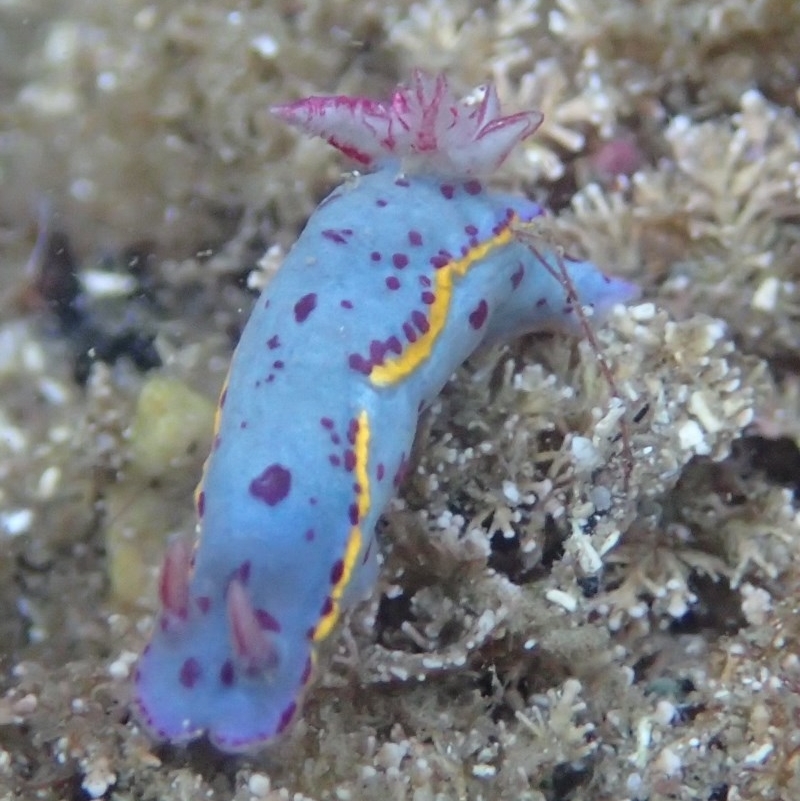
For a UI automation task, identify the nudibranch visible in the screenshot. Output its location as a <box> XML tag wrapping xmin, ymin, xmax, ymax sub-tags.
<box><xmin>133</xmin><ymin>71</ymin><xmax>638</xmax><ymax>752</ymax></box>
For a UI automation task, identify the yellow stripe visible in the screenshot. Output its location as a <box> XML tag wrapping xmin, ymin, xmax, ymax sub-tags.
<box><xmin>313</xmin><ymin>410</ymin><xmax>371</xmax><ymax>641</ymax></box>
<box><xmin>193</xmin><ymin>372</ymin><xmax>230</xmax><ymax>516</ymax></box>
<box><xmin>370</xmin><ymin>224</ymin><xmax>515</xmax><ymax>386</ymax></box>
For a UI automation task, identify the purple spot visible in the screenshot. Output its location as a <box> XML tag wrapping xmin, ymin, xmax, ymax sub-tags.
<box><xmin>464</xmin><ymin>179</ymin><xmax>482</xmax><ymax>195</ymax></box>
<box><xmin>563</xmin><ymin>305</ymin><xmax>574</xmax><ymax>315</ymax></box>
<box><xmin>277</xmin><ymin>702</ymin><xmax>297</xmax><ymax>734</ymax></box>
<box><xmin>421</xmin><ymin>291</ymin><xmax>436</xmax><ymax>305</ymax></box>
<box><xmin>305</xmin><ymin>528</ymin><xmax>315</xmax><ymax>542</ymax></box>
<box><xmin>362</xmin><ymin>538</ymin><xmax>373</xmax><ymax>565</ymax></box>
<box><xmin>469</xmin><ymin>299</ymin><xmax>489</xmax><ymax>330</ymax></box>
<box><xmin>371</xmin><ymin>251</ymin><xmax>382</xmax><ymax>262</ymax></box>
<box><xmin>249</xmin><ymin>464</ymin><xmax>292</xmax><ymax>506</ymax></box>
<box><xmin>376</xmin><ymin>198</ymin><xmax>388</xmax><ymax>207</ymax></box>
<box><xmin>240</xmin><ymin>421</ymin><xmax>248</xmax><ymax>429</ymax></box>
<box><xmin>511</xmin><ymin>263</ymin><xmax>524</xmax><ymax>290</ymax></box>
<box><xmin>236</xmin><ymin>561</ymin><xmax>252</xmax><ymax>584</ymax></box>
<box><xmin>331</xmin><ymin>433</ymin><xmax>340</xmax><ymax>445</ymax></box>
<box><xmin>348</xmin><ymin>353</ymin><xmax>372</xmax><ymax>375</ymax></box>
<box><xmin>408</xmin><ymin>230</ymin><xmax>423</xmax><ymax>246</ymax></box>
<box><xmin>402</xmin><ymin>321</ymin><xmax>417</xmax><ymax>343</ymax></box>
<box><xmin>536</xmin><ymin>297</ymin><xmax>548</xmax><ymax>307</ymax></box>
<box><xmin>329</xmin><ymin>454</ymin><xmax>341</xmax><ymax>467</ymax></box>
<box><xmin>347</xmin><ymin>419</ymin><xmax>358</xmax><ymax>445</ymax></box>
<box><xmin>264</xmin><ymin>299</ymin><xmax>270</xmax><ymax>310</ymax></box>
<box><xmin>220</xmin><ymin>659</ymin><xmax>235</xmax><ymax>686</ymax></box>
<box><xmin>179</xmin><ymin>657</ymin><xmax>201</xmax><ymax>689</ymax></box>
<box><xmin>340</xmin><ymin>299</ymin><xmax>354</xmax><ymax>309</ymax></box>
<box><xmin>330</xmin><ymin>559</ymin><xmax>345</xmax><ymax>585</ymax></box>
<box><xmin>395</xmin><ymin>177</ymin><xmax>410</xmax><ymax>187</ymax></box>
<box><xmin>320</xmin><ymin>417</ymin><xmax>334</xmax><ymax>429</ymax></box>
<box><xmin>419</xmin><ymin>274</ymin><xmax>431</xmax><ymax>287</ymax></box>
<box><xmin>322</xmin><ymin>228</ymin><xmax>352</xmax><ymax>244</ymax></box>
<box><xmin>412</xmin><ymin>310</ymin><xmax>429</xmax><ymax>334</ymax></box>
<box><xmin>440</xmin><ymin>184</ymin><xmax>455</xmax><ymax>199</ymax></box>
<box><xmin>197</xmin><ymin>490</ymin><xmax>206</xmax><ymax>517</ymax></box>
<box><xmin>196</xmin><ymin>596</ymin><xmax>211</xmax><ymax>614</ymax></box>
<box><xmin>349</xmin><ymin>503</ymin><xmax>359</xmax><ymax>525</ymax></box>
<box><xmin>386</xmin><ymin>276</ymin><xmax>401</xmax><ymax>291</ymax></box>
<box><xmin>386</xmin><ymin>335</ymin><xmax>402</xmax><ymax>354</ymax></box>
<box><xmin>320</xmin><ymin>596</ymin><xmax>334</xmax><ymax>616</ymax></box>
<box><xmin>255</xmin><ymin>608</ymin><xmax>281</xmax><ymax>632</ymax></box>
<box><xmin>344</xmin><ymin>450</ymin><xmax>356</xmax><ymax>471</ymax></box>
<box><xmin>377</xmin><ymin>463</ymin><xmax>385</xmax><ymax>480</ymax></box>
<box><xmin>273</xmin><ymin>360</ymin><xmax>284</xmax><ymax>369</ymax></box>
<box><xmin>430</xmin><ymin>254</ymin><xmax>449</xmax><ymax>269</ymax></box>
<box><xmin>301</xmin><ymin>657</ymin><xmax>313</xmax><ymax>685</ymax></box>
<box><xmin>267</xmin><ymin>334</ymin><xmax>280</xmax><ymax>350</ymax></box>
<box><xmin>392</xmin><ymin>253</ymin><xmax>409</xmax><ymax>269</ymax></box>
<box><xmin>369</xmin><ymin>339</ymin><xmax>386</xmax><ymax>365</ymax></box>
<box><xmin>465</xmin><ymin>224</ymin><xmax>478</xmax><ymax>236</ymax></box>
<box><xmin>309</xmin><ymin>497</ymin><xmax>318</xmax><ymax>506</ymax></box>
<box><xmin>294</xmin><ymin>293</ymin><xmax>317</xmax><ymax>323</ymax></box>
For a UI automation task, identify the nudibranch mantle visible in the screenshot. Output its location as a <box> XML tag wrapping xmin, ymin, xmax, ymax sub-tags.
<box><xmin>133</xmin><ymin>70</ymin><xmax>638</xmax><ymax>753</ymax></box>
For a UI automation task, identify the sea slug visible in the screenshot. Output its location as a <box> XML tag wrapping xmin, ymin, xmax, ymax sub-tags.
<box><xmin>133</xmin><ymin>71</ymin><xmax>638</xmax><ymax>752</ymax></box>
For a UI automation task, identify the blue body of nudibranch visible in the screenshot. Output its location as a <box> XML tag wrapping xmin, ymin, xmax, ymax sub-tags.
<box><xmin>134</xmin><ymin>73</ymin><xmax>638</xmax><ymax>752</ymax></box>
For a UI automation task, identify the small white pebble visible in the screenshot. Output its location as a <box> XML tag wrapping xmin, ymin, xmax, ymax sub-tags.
<box><xmin>37</xmin><ymin>466</ymin><xmax>61</xmax><ymax>499</ymax></box>
<box><xmin>629</xmin><ymin>302</ymin><xmax>656</xmax><ymax>321</ymax></box>
<box><xmin>247</xmin><ymin>773</ymin><xmax>271</xmax><ymax>797</ymax></box>
<box><xmin>376</xmin><ymin>742</ymin><xmax>408</xmax><ymax>771</ymax></box>
<box><xmin>251</xmin><ymin>34</ymin><xmax>279</xmax><ymax>58</ymax></box>
<box><xmin>570</xmin><ymin>436</ymin><xmax>601</xmax><ymax>472</ymax></box>
<box><xmin>752</xmin><ymin>276</ymin><xmax>779</xmax><ymax>311</ymax></box>
<box><xmin>677</xmin><ymin>419</ymin><xmax>708</xmax><ymax>453</ymax></box>
<box><xmin>654</xmin><ymin>699</ymin><xmax>676</xmax><ymax>725</ymax></box>
<box><xmin>0</xmin><ymin>509</ymin><xmax>34</xmax><ymax>537</ymax></box>
<box><xmin>501</xmin><ymin>480</ymin><xmax>520</xmax><ymax>504</ymax></box>
<box><xmin>546</xmin><ymin>588</ymin><xmax>577</xmax><ymax>612</ymax></box>
<box><xmin>107</xmin><ymin>650</ymin><xmax>138</xmax><ymax>680</ymax></box>
<box><xmin>743</xmin><ymin>742</ymin><xmax>774</xmax><ymax>765</ymax></box>
<box><xmin>80</xmin><ymin>270</ymin><xmax>137</xmax><ymax>298</ymax></box>
<box><xmin>471</xmin><ymin>764</ymin><xmax>496</xmax><ymax>778</ymax></box>
<box><xmin>741</xmin><ymin>583</ymin><xmax>772</xmax><ymax>626</ymax></box>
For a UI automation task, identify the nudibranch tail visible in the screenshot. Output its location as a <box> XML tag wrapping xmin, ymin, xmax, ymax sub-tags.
<box><xmin>271</xmin><ymin>69</ymin><xmax>543</xmax><ymax>176</ymax></box>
